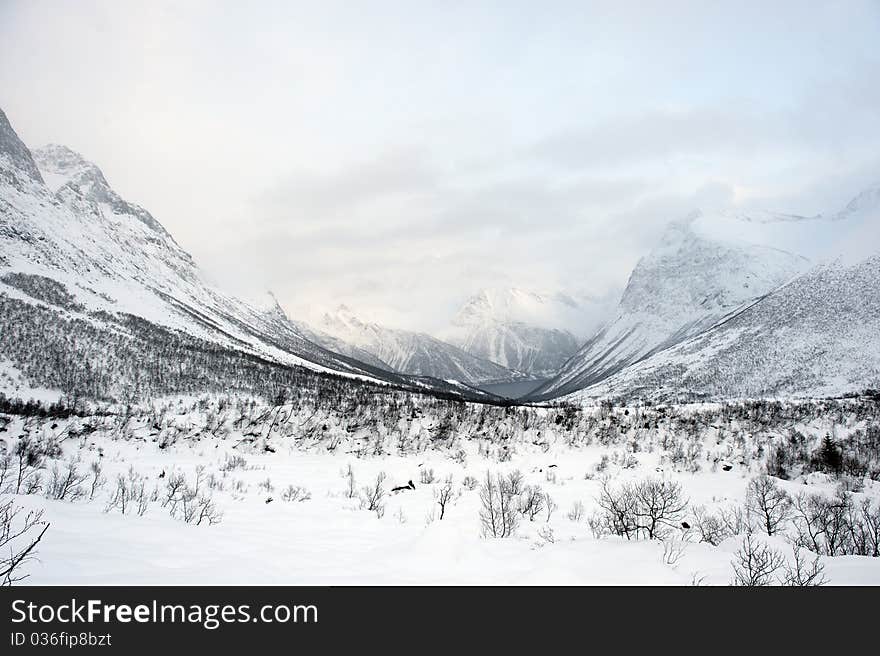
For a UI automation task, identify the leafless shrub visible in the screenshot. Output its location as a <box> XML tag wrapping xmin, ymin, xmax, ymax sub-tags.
<box><xmin>258</xmin><ymin>477</ymin><xmax>274</xmax><ymax>493</ymax></box>
<box><xmin>692</xmin><ymin>505</ymin><xmax>730</xmax><ymax>546</ymax></box>
<box><xmin>104</xmin><ymin>467</ymin><xmax>150</xmax><ymax>516</ymax></box>
<box><xmin>730</xmin><ymin>534</ymin><xmax>785</xmax><ymax>586</ymax></box>
<box><xmin>537</xmin><ymin>524</ymin><xmax>555</xmax><ymax>545</ymax></box>
<box><xmin>343</xmin><ymin>464</ymin><xmax>357</xmax><ymax>498</ymax></box>
<box><xmin>518</xmin><ymin>485</ymin><xmax>545</xmax><ymax>521</ymax></box>
<box><xmin>718</xmin><ymin>504</ymin><xmax>756</xmax><ymax>536</ymax></box>
<box><xmin>12</xmin><ymin>437</ymin><xmax>45</xmax><ymax>495</ymax></box>
<box><xmin>160</xmin><ymin>467</ymin><xmax>222</xmax><ymax>525</ymax></box>
<box><xmin>543</xmin><ymin>492</ymin><xmax>558</xmax><ymax>522</ymax></box>
<box><xmin>0</xmin><ymin>453</ymin><xmax>13</xmax><ymax>493</ymax></box>
<box><xmin>781</xmin><ymin>545</ymin><xmax>827</xmax><ymax>586</ymax></box>
<box><xmin>662</xmin><ymin>539</ymin><xmax>686</xmax><ymax>566</ymax></box>
<box><xmin>45</xmin><ymin>455</ymin><xmax>88</xmax><ymax>501</ymax></box>
<box><xmin>88</xmin><ymin>460</ymin><xmax>105</xmax><ymax>500</ymax></box>
<box><xmin>689</xmin><ymin>572</ymin><xmax>707</xmax><ymax>586</ymax></box>
<box><xmin>567</xmin><ymin>500</ymin><xmax>585</xmax><ymax>522</ymax></box>
<box><xmin>282</xmin><ymin>485</ymin><xmax>311</xmax><ymax>502</ymax></box>
<box><xmin>219</xmin><ymin>454</ymin><xmax>248</xmax><ymax>472</ymax></box>
<box><xmin>478</xmin><ymin>470</ymin><xmax>520</xmax><ymax>538</ymax></box>
<box><xmin>206</xmin><ymin>473</ymin><xmax>225</xmax><ymax>491</ymax></box>
<box><xmin>746</xmin><ymin>475</ymin><xmax>792</xmax><ymax>536</ymax></box>
<box><xmin>462</xmin><ymin>475</ymin><xmax>478</xmax><ymax>491</ymax></box>
<box><xmin>360</xmin><ymin>472</ymin><xmax>387</xmax><ymax>517</ymax></box>
<box><xmin>595</xmin><ymin>477</ymin><xmax>688</xmax><ymax>540</ymax></box>
<box><xmin>850</xmin><ymin>497</ymin><xmax>880</xmax><ymax>557</ymax></box>
<box><xmin>192</xmin><ymin>495</ymin><xmax>222</xmax><ymax>526</ymax></box>
<box><xmin>434</xmin><ymin>475</ymin><xmax>456</xmax><ymax>520</ymax></box>
<box><xmin>792</xmin><ymin>489</ymin><xmax>852</xmax><ymax>556</ymax></box>
<box><xmin>0</xmin><ymin>499</ymin><xmax>49</xmax><ymax>585</ymax></box>
<box><xmin>419</xmin><ymin>468</ymin><xmax>436</xmax><ymax>485</ymax></box>
<box><xmin>792</xmin><ymin>489</ymin><xmax>880</xmax><ymax>557</ymax></box>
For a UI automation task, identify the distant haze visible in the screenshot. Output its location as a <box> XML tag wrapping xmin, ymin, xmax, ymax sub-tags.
<box><xmin>2</xmin><ymin>0</ymin><xmax>879</xmax><ymax>332</ymax></box>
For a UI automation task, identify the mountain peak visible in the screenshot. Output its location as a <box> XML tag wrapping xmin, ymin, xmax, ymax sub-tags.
<box><xmin>0</xmin><ymin>107</ymin><xmax>44</xmax><ymax>185</ymax></box>
<box><xmin>32</xmin><ymin>143</ymin><xmax>110</xmax><ymax>194</ymax></box>
<box><xmin>32</xmin><ymin>143</ymin><xmax>172</xmax><ymax>237</ymax></box>
<box><xmin>838</xmin><ymin>184</ymin><xmax>880</xmax><ymax>219</ymax></box>
<box><xmin>258</xmin><ymin>291</ymin><xmax>291</xmax><ymax>323</ymax></box>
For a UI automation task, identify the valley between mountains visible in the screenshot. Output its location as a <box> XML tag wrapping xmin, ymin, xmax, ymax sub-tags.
<box><xmin>1</xmin><ymin>105</ymin><xmax>879</xmax><ymax>585</ymax></box>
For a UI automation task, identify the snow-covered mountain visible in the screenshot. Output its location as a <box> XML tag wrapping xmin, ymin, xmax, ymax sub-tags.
<box><xmin>531</xmin><ymin>217</ymin><xmax>810</xmax><ymax>399</ymax></box>
<box><xmin>444</xmin><ymin>287</ymin><xmax>612</xmax><ymax>378</ymax></box>
<box><xmin>559</xmin><ymin>249</ymin><xmax>880</xmax><ymax>403</ymax></box>
<box><xmin>301</xmin><ymin>305</ymin><xmax>521</xmax><ymax>385</ymax></box>
<box><xmin>0</xmin><ymin>107</ymin><xmax>493</xmax><ymax>402</ymax></box>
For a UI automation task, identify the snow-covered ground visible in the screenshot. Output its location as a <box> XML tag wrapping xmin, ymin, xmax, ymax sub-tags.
<box><xmin>3</xmin><ymin>396</ymin><xmax>879</xmax><ymax>585</ymax></box>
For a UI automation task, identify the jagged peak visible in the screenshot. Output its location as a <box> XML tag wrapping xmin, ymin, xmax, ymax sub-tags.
<box><xmin>31</xmin><ymin>143</ymin><xmax>174</xmax><ymax>238</ymax></box>
<box><xmin>32</xmin><ymin>143</ymin><xmax>112</xmax><ymax>193</ymax></box>
<box><xmin>259</xmin><ymin>291</ymin><xmax>290</xmax><ymax>323</ymax></box>
<box><xmin>837</xmin><ymin>184</ymin><xmax>880</xmax><ymax>219</ymax></box>
<box><xmin>0</xmin><ymin>107</ymin><xmax>44</xmax><ymax>185</ymax></box>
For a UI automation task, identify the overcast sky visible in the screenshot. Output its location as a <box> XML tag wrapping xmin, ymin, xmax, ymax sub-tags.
<box><xmin>2</xmin><ymin>0</ymin><xmax>879</xmax><ymax>331</ymax></box>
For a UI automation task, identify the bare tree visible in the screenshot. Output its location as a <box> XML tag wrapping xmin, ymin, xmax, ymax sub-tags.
<box><xmin>360</xmin><ymin>472</ymin><xmax>387</xmax><ymax>518</ymax></box>
<box><xmin>781</xmin><ymin>545</ymin><xmax>827</xmax><ymax>586</ymax></box>
<box><xmin>88</xmin><ymin>460</ymin><xmax>106</xmax><ymax>501</ymax></box>
<box><xmin>0</xmin><ymin>453</ymin><xmax>13</xmax><ymax>493</ymax></box>
<box><xmin>730</xmin><ymin>533</ymin><xmax>785</xmax><ymax>586</ymax></box>
<box><xmin>45</xmin><ymin>455</ymin><xmax>88</xmax><ymax>501</ymax></box>
<box><xmin>851</xmin><ymin>498</ymin><xmax>880</xmax><ymax>557</ymax></box>
<box><xmin>792</xmin><ymin>490</ymin><xmax>851</xmax><ymax>556</ymax></box>
<box><xmin>434</xmin><ymin>475</ymin><xmax>455</xmax><ymax>520</ymax></box>
<box><xmin>662</xmin><ymin>539</ymin><xmax>686</xmax><ymax>566</ymax></box>
<box><xmin>746</xmin><ymin>475</ymin><xmax>792</xmax><ymax>536</ymax></box>
<box><xmin>518</xmin><ymin>485</ymin><xmax>545</xmax><ymax>522</ymax></box>
<box><xmin>281</xmin><ymin>485</ymin><xmax>311</xmax><ymax>502</ymax></box>
<box><xmin>104</xmin><ymin>467</ymin><xmax>150</xmax><ymax>516</ymax></box>
<box><xmin>596</xmin><ymin>477</ymin><xmax>688</xmax><ymax>540</ymax></box>
<box><xmin>543</xmin><ymin>492</ymin><xmax>558</xmax><ymax>522</ymax></box>
<box><xmin>13</xmin><ymin>437</ymin><xmax>44</xmax><ymax>495</ymax></box>
<box><xmin>343</xmin><ymin>464</ymin><xmax>357</xmax><ymax>499</ymax></box>
<box><xmin>0</xmin><ymin>499</ymin><xmax>50</xmax><ymax>585</ymax></box>
<box><xmin>479</xmin><ymin>471</ymin><xmax>519</xmax><ymax>538</ymax></box>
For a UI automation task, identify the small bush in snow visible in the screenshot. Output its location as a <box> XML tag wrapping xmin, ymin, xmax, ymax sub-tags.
<box><xmin>44</xmin><ymin>455</ymin><xmax>88</xmax><ymax>501</ymax></box>
<box><xmin>478</xmin><ymin>470</ymin><xmax>520</xmax><ymax>538</ymax></box>
<box><xmin>434</xmin><ymin>475</ymin><xmax>456</xmax><ymax>520</ymax></box>
<box><xmin>567</xmin><ymin>501</ymin><xmax>585</xmax><ymax>522</ymax></box>
<box><xmin>104</xmin><ymin>467</ymin><xmax>151</xmax><ymax>516</ymax></box>
<box><xmin>360</xmin><ymin>472</ymin><xmax>387</xmax><ymax>518</ymax></box>
<box><xmin>729</xmin><ymin>535</ymin><xmax>826</xmax><ymax>586</ymax></box>
<box><xmin>88</xmin><ymin>460</ymin><xmax>105</xmax><ymax>500</ymax></box>
<box><xmin>281</xmin><ymin>485</ymin><xmax>311</xmax><ymax>502</ymax></box>
<box><xmin>730</xmin><ymin>534</ymin><xmax>785</xmax><ymax>586</ymax></box>
<box><xmin>594</xmin><ymin>477</ymin><xmax>688</xmax><ymax>541</ymax></box>
<box><xmin>219</xmin><ymin>454</ymin><xmax>248</xmax><ymax>472</ymax></box>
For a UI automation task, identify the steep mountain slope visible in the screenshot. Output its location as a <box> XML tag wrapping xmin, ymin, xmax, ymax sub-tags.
<box><xmin>303</xmin><ymin>305</ymin><xmax>520</xmax><ymax>384</ymax></box>
<box><xmin>0</xmin><ymin>108</ymin><xmax>493</xmax><ymax>402</ymax></box>
<box><xmin>531</xmin><ymin>218</ymin><xmax>810</xmax><ymax>399</ymax></box>
<box><xmin>560</xmin><ymin>251</ymin><xmax>880</xmax><ymax>402</ymax></box>
<box><xmin>445</xmin><ymin>287</ymin><xmax>611</xmax><ymax>377</ymax></box>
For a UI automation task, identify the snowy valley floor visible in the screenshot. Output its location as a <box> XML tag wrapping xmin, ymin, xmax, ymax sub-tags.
<box><xmin>3</xmin><ymin>397</ymin><xmax>880</xmax><ymax>585</ymax></box>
